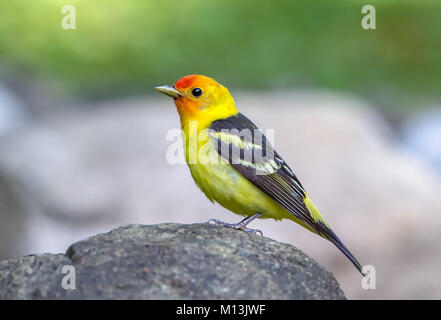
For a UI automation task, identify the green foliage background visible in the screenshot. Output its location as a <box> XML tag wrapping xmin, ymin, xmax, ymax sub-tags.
<box><xmin>0</xmin><ymin>0</ymin><xmax>439</xmax><ymax>110</ymax></box>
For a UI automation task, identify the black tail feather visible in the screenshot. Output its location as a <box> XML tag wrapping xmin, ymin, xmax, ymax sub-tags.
<box><xmin>318</xmin><ymin>223</ymin><xmax>365</xmax><ymax>276</ymax></box>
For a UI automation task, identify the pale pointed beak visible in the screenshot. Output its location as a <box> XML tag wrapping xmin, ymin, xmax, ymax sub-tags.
<box><xmin>154</xmin><ymin>85</ymin><xmax>182</xmax><ymax>99</ymax></box>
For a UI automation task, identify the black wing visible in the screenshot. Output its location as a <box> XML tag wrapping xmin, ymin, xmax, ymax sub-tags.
<box><xmin>209</xmin><ymin>113</ymin><xmax>323</xmax><ymax>230</ymax></box>
<box><xmin>209</xmin><ymin>113</ymin><xmax>364</xmax><ymax>275</ymax></box>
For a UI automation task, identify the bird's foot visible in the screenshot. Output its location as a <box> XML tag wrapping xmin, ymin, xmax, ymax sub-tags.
<box><xmin>207</xmin><ymin>213</ymin><xmax>263</xmax><ymax>236</ymax></box>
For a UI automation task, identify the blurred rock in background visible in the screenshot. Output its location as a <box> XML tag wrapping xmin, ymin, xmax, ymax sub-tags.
<box><xmin>0</xmin><ymin>84</ymin><xmax>27</xmax><ymax>259</ymax></box>
<box><xmin>0</xmin><ymin>170</ymin><xmax>25</xmax><ymax>260</ymax></box>
<box><xmin>401</xmin><ymin>107</ymin><xmax>441</xmax><ymax>177</ymax></box>
<box><xmin>1</xmin><ymin>90</ymin><xmax>441</xmax><ymax>299</ymax></box>
<box><xmin>0</xmin><ymin>83</ymin><xmax>27</xmax><ymax>136</ymax></box>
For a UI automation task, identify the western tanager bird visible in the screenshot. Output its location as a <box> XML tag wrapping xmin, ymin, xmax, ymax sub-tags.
<box><xmin>155</xmin><ymin>75</ymin><xmax>364</xmax><ymax>275</ymax></box>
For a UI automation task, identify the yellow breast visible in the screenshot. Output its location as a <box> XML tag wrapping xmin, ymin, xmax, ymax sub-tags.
<box><xmin>184</xmin><ymin>129</ymin><xmax>290</xmax><ymax>220</ymax></box>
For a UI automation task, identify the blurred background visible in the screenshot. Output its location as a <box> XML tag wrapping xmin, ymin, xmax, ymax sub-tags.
<box><xmin>1</xmin><ymin>0</ymin><xmax>441</xmax><ymax>299</ymax></box>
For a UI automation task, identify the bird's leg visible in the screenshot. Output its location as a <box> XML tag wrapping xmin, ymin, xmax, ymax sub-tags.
<box><xmin>207</xmin><ymin>213</ymin><xmax>263</xmax><ymax>235</ymax></box>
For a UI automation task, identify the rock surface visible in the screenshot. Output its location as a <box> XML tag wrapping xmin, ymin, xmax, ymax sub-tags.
<box><xmin>0</xmin><ymin>223</ymin><xmax>345</xmax><ymax>300</ymax></box>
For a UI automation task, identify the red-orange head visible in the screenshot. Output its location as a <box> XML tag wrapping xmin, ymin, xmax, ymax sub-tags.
<box><xmin>155</xmin><ymin>75</ymin><xmax>237</xmax><ymax>128</ymax></box>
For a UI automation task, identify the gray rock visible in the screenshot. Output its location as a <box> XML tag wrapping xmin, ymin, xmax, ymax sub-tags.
<box><xmin>0</xmin><ymin>254</ymin><xmax>75</xmax><ymax>299</ymax></box>
<box><xmin>0</xmin><ymin>223</ymin><xmax>345</xmax><ymax>300</ymax></box>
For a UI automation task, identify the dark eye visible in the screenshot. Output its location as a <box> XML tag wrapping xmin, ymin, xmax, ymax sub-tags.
<box><xmin>191</xmin><ymin>88</ymin><xmax>203</xmax><ymax>97</ymax></box>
